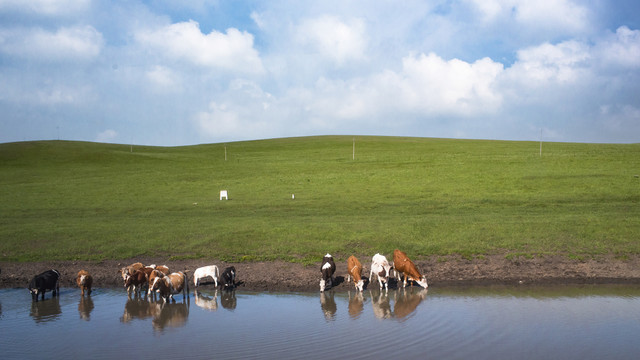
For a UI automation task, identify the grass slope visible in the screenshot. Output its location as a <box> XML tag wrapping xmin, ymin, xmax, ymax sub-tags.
<box><xmin>1</xmin><ymin>136</ymin><xmax>638</xmax><ymax>263</ymax></box>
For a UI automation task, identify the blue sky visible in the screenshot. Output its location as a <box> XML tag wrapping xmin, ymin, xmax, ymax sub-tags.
<box><xmin>1</xmin><ymin>0</ymin><xmax>639</xmax><ymax>145</ymax></box>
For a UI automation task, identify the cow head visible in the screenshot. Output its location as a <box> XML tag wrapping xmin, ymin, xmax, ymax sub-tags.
<box><xmin>29</xmin><ymin>288</ymin><xmax>39</xmax><ymax>301</ymax></box>
<box><xmin>416</xmin><ymin>276</ymin><xmax>428</xmax><ymax>289</ymax></box>
<box><xmin>355</xmin><ymin>279</ymin><xmax>364</xmax><ymax>292</ymax></box>
<box><xmin>319</xmin><ymin>279</ymin><xmax>327</xmax><ymax>292</ymax></box>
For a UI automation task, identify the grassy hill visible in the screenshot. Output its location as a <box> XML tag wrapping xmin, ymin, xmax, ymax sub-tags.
<box><xmin>1</xmin><ymin>136</ymin><xmax>638</xmax><ymax>263</ymax></box>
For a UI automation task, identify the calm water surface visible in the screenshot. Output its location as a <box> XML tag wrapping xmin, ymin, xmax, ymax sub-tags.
<box><xmin>1</xmin><ymin>285</ymin><xmax>639</xmax><ymax>359</ymax></box>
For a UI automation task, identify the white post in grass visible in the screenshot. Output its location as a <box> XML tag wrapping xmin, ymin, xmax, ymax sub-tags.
<box><xmin>352</xmin><ymin>137</ymin><xmax>355</xmax><ymax>160</ymax></box>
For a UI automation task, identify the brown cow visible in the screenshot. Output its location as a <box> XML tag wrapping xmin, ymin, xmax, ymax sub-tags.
<box><xmin>147</xmin><ymin>269</ymin><xmax>166</xmax><ymax>297</ymax></box>
<box><xmin>119</xmin><ymin>262</ymin><xmax>144</xmax><ymax>281</ymax></box>
<box><xmin>76</xmin><ymin>270</ymin><xmax>93</xmax><ymax>296</ymax></box>
<box><xmin>150</xmin><ymin>271</ymin><xmax>188</xmax><ymax>303</ymax></box>
<box><xmin>124</xmin><ymin>269</ymin><xmax>148</xmax><ymax>297</ymax></box>
<box><xmin>393</xmin><ymin>249</ymin><xmax>428</xmax><ymax>288</ymax></box>
<box><xmin>154</xmin><ymin>265</ymin><xmax>170</xmax><ymax>275</ymax></box>
<box><xmin>346</xmin><ymin>255</ymin><xmax>364</xmax><ymax>291</ymax></box>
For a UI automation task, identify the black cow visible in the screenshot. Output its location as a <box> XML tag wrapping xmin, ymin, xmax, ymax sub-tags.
<box><xmin>28</xmin><ymin>269</ymin><xmax>60</xmax><ymax>302</ymax></box>
<box><xmin>319</xmin><ymin>253</ymin><xmax>336</xmax><ymax>292</ymax></box>
<box><xmin>220</xmin><ymin>266</ymin><xmax>236</xmax><ymax>289</ymax></box>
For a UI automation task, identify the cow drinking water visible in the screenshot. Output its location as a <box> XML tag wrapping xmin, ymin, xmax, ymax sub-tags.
<box><xmin>193</xmin><ymin>265</ymin><xmax>220</xmax><ymax>288</ymax></box>
<box><xmin>76</xmin><ymin>270</ymin><xmax>93</xmax><ymax>296</ymax></box>
<box><xmin>320</xmin><ymin>254</ymin><xmax>336</xmax><ymax>292</ymax></box>
<box><xmin>220</xmin><ymin>266</ymin><xmax>236</xmax><ymax>289</ymax></box>
<box><xmin>347</xmin><ymin>255</ymin><xmax>364</xmax><ymax>292</ymax></box>
<box><xmin>28</xmin><ymin>269</ymin><xmax>60</xmax><ymax>302</ymax></box>
<box><xmin>369</xmin><ymin>253</ymin><xmax>392</xmax><ymax>291</ymax></box>
<box><xmin>393</xmin><ymin>249</ymin><xmax>428</xmax><ymax>288</ymax></box>
<box><xmin>150</xmin><ymin>271</ymin><xmax>188</xmax><ymax>303</ymax></box>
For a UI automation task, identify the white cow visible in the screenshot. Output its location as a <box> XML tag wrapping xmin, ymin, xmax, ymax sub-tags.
<box><xmin>193</xmin><ymin>265</ymin><xmax>220</xmax><ymax>288</ymax></box>
<box><xmin>369</xmin><ymin>253</ymin><xmax>392</xmax><ymax>291</ymax></box>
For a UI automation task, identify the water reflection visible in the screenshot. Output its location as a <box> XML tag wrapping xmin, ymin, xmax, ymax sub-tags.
<box><xmin>370</xmin><ymin>289</ymin><xmax>392</xmax><ymax>319</ymax></box>
<box><xmin>365</xmin><ymin>287</ymin><xmax>428</xmax><ymax>321</ymax></box>
<box><xmin>121</xmin><ymin>296</ymin><xmax>190</xmax><ymax>332</ymax></box>
<box><xmin>152</xmin><ymin>301</ymin><xmax>189</xmax><ymax>332</ymax></box>
<box><xmin>78</xmin><ymin>295</ymin><xmax>94</xmax><ymax>321</ymax></box>
<box><xmin>320</xmin><ymin>291</ymin><xmax>337</xmax><ymax>321</ymax></box>
<box><xmin>30</xmin><ymin>297</ymin><xmax>61</xmax><ymax>323</ymax></box>
<box><xmin>394</xmin><ymin>288</ymin><xmax>428</xmax><ymax>321</ymax></box>
<box><xmin>347</xmin><ymin>291</ymin><xmax>366</xmax><ymax>319</ymax></box>
<box><xmin>194</xmin><ymin>289</ymin><xmax>218</xmax><ymax>311</ymax></box>
<box><xmin>2</xmin><ymin>286</ymin><xmax>640</xmax><ymax>360</ymax></box>
<box><xmin>121</xmin><ymin>298</ymin><xmax>156</xmax><ymax>323</ymax></box>
<box><xmin>220</xmin><ymin>290</ymin><xmax>237</xmax><ymax>310</ymax></box>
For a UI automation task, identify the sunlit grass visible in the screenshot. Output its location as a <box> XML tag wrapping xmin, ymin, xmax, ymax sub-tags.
<box><xmin>1</xmin><ymin>136</ymin><xmax>638</xmax><ymax>262</ymax></box>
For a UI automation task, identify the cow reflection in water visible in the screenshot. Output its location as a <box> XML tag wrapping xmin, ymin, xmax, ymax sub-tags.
<box><xmin>30</xmin><ymin>296</ymin><xmax>61</xmax><ymax>323</ymax></box>
<box><xmin>194</xmin><ymin>289</ymin><xmax>218</xmax><ymax>311</ymax></box>
<box><xmin>368</xmin><ymin>288</ymin><xmax>429</xmax><ymax>320</ymax></box>
<box><xmin>348</xmin><ymin>291</ymin><xmax>366</xmax><ymax>319</ymax></box>
<box><xmin>152</xmin><ymin>301</ymin><xmax>189</xmax><ymax>332</ymax></box>
<box><xmin>78</xmin><ymin>295</ymin><xmax>94</xmax><ymax>321</ymax></box>
<box><xmin>369</xmin><ymin>289</ymin><xmax>392</xmax><ymax>319</ymax></box>
<box><xmin>120</xmin><ymin>298</ymin><xmax>156</xmax><ymax>323</ymax></box>
<box><xmin>394</xmin><ymin>288</ymin><xmax>428</xmax><ymax>321</ymax></box>
<box><xmin>121</xmin><ymin>297</ymin><xmax>189</xmax><ymax>331</ymax></box>
<box><xmin>221</xmin><ymin>289</ymin><xmax>236</xmax><ymax>310</ymax></box>
<box><xmin>320</xmin><ymin>291</ymin><xmax>337</xmax><ymax>321</ymax></box>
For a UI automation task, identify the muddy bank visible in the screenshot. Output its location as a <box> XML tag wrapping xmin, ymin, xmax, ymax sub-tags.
<box><xmin>2</xmin><ymin>254</ymin><xmax>639</xmax><ymax>292</ymax></box>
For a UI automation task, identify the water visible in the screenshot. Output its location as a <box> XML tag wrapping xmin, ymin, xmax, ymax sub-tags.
<box><xmin>1</xmin><ymin>285</ymin><xmax>639</xmax><ymax>360</ymax></box>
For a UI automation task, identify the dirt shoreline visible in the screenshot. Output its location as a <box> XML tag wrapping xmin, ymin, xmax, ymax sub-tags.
<box><xmin>2</xmin><ymin>254</ymin><xmax>639</xmax><ymax>292</ymax></box>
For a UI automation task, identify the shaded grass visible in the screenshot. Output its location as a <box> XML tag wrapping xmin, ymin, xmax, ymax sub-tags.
<box><xmin>1</xmin><ymin>136</ymin><xmax>639</xmax><ymax>262</ymax></box>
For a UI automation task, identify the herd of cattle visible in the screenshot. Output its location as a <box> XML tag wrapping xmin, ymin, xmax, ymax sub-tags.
<box><xmin>27</xmin><ymin>249</ymin><xmax>427</xmax><ymax>301</ymax></box>
<box><xmin>321</xmin><ymin>249</ymin><xmax>428</xmax><ymax>292</ymax></box>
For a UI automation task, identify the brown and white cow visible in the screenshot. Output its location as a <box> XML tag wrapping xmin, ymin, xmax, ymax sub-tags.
<box><xmin>147</xmin><ymin>269</ymin><xmax>166</xmax><ymax>297</ymax></box>
<box><xmin>346</xmin><ymin>255</ymin><xmax>364</xmax><ymax>292</ymax></box>
<box><xmin>145</xmin><ymin>264</ymin><xmax>170</xmax><ymax>276</ymax></box>
<box><xmin>369</xmin><ymin>253</ymin><xmax>392</xmax><ymax>290</ymax></box>
<box><xmin>76</xmin><ymin>270</ymin><xmax>93</xmax><ymax>296</ymax></box>
<box><xmin>150</xmin><ymin>271</ymin><xmax>188</xmax><ymax>303</ymax></box>
<box><xmin>393</xmin><ymin>249</ymin><xmax>428</xmax><ymax>288</ymax></box>
<box><xmin>320</xmin><ymin>254</ymin><xmax>336</xmax><ymax>292</ymax></box>
<box><xmin>119</xmin><ymin>262</ymin><xmax>144</xmax><ymax>282</ymax></box>
<box><xmin>124</xmin><ymin>268</ymin><xmax>148</xmax><ymax>297</ymax></box>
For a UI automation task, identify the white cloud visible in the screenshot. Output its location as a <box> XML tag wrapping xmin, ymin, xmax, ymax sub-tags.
<box><xmin>296</xmin><ymin>15</ymin><xmax>367</xmax><ymax>65</ymax></box>
<box><xmin>145</xmin><ymin>65</ymin><xmax>181</xmax><ymax>91</ymax></box>
<box><xmin>195</xmin><ymin>80</ymin><xmax>276</xmax><ymax>140</ymax></box>
<box><xmin>467</xmin><ymin>0</ymin><xmax>590</xmax><ymax>33</ymax></box>
<box><xmin>135</xmin><ymin>20</ymin><xmax>264</xmax><ymax>74</ymax></box>
<box><xmin>0</xmin><ymin>0</ymin><xmax>90</xmax><ymax>16</ymax></box>
<box><xmin>397</xmin><ymin>53</ymin><xmax>504</xmax><ymax>115</ymax></box>
<box><xmin>514</xmin><ymin>0</ymin><xmax>590</xmax><ymax>33</ymax></box>
<box><xmin>0</xmin><ymin>25</ymin><xmax>103</xmax><ymax>60</ymax></box>
<box><xmin>596</xmin><ymin>26</ymin><xmax>640</xmax><ymax>68</ymax></box>
<box><xmin>96</xmin><ymin>129</ymin><xmax>118</xmax><ymax>143</ymax></box>
<box><xmin>506</xmin><ymin>40</ymin><xmax>590</xmax><ymax>86</ymax></box>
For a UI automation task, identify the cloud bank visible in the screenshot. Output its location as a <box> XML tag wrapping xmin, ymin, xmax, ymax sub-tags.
<box><xmin>1</xmin><ymin>0</ymin><xmax>638</xmax><ymax>145</ymax></box>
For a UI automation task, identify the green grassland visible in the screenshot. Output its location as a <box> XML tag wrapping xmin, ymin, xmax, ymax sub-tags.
<box><xmin>1</xmin><ymin>136</ymin><xmax>638</xmax><ymax>263</ymax></box>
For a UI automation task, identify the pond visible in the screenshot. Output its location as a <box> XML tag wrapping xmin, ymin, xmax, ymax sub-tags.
<box><xmin>1</xmin><ymin>285</ymin><xmax>639</xmax><ymax>359</ymax></box>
